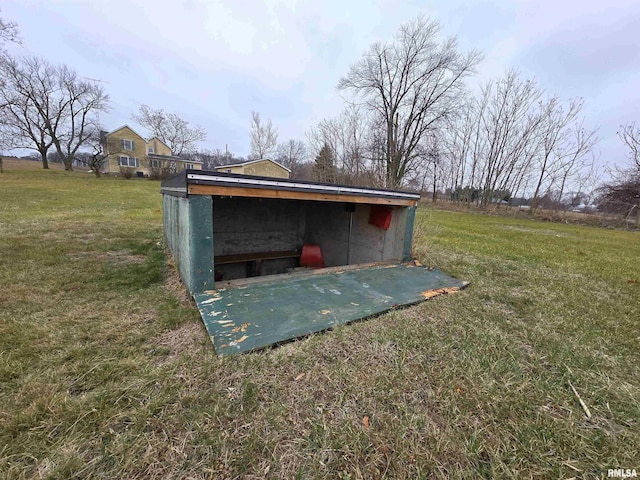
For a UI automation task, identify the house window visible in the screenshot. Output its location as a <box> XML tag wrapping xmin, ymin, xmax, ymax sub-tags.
<box><xmin>121</xmin><ymin>139</ymin><xmax>134</xmax><ymax>151</ymax></box>
<box><xmin>148</xmin><ymin>146</ymin><xmax>155</xmax><ymax>154</ymax></box>
<box><xmin>118</xmin><ymin>156</ymin><xmax>139</xmax><ymax>167</ymax></box>
<box><xmin>185</xmin><ymin>163</ymin><xmax>194</xmax><ymax>170</ymax></box>
<box><xmin>226</xmin><ymin>169</ymin><xmax>231</xmax><ymax>173</ymax></box>
<box><xmin>151</xmin><ymin>159</ymin><xmax>161</xmax><ymax>168</ymax></box>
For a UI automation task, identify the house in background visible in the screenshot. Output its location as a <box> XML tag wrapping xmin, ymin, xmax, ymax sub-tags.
<box><xmin>100</xmin><ymin>125</ymin><xmax>203</xmax><ymax>175</ymax></box>
<box><xmin>214</xmin><ymin>158</ymin><xmax>290</xmax><ymax>179</ymax></box>
<box><xmin>146</xmin><ymin>136</ymin><xmax>171</xmax><ymax>156</ymax></box>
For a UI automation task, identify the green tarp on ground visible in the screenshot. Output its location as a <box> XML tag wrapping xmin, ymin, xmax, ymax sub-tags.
<box><xmin>194</xmin><ymin>263</ymin><xmax>467</xmax><ymax>356</ymax></box>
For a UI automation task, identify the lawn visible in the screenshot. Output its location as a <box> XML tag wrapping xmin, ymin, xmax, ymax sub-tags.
<box><xmin>1</xmin><ymin>161</ymin><xmax>639</xmax><ymax>479</ymax></box>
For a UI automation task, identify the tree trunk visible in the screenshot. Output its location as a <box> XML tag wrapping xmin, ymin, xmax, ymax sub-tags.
<box><xmin>432</xmin><ymin>166</ymin><xmax>437</xmax><ymax>203</ymax></box>
<box><xmin>0</xmin><ymin>157</ymin><xmax>3</xmax><ymax>173</ymax></box>
<box><xmin>40</xmin><ymin>151</ymin><xmax>49</xmax><ymax>170</ymax></box>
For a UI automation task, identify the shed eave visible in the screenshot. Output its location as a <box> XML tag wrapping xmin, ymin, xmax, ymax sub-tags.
<box><xmin>186</xmin><ymin>173</ymin><xmax>420</xmax><ymax>202</ymax></box>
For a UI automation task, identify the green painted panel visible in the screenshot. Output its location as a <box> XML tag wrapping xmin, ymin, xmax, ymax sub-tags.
<box><xmin>163</xmin><ymin>195</ymin><xmax>192</xmax><ymax>290</ymax></box>
<box><xmin>194</xmin><ymin>264</ymin><xmax>466</xmax><ymax>356</ymax></box>
<box><xmin>403</xmin><ymin>206</ymin><xmax>416</xmax><ymax>261</ymax></box>
<box><xmin>188</xmin><ymin>195</ymin><xmax>214</xmax><ymax>292</ymax></box>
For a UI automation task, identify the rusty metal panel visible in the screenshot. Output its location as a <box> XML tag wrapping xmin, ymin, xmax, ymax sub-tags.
<box><xmin>194</xmin><ymin>263</ymin><xmax>467</xmax><ymax>356</ymax></box>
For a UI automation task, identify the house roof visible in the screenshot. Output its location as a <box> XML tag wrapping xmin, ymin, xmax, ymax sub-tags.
<box><xmin>148</xmin><ymin>153</ymin><xmax>203</xmax><ymax>164</ymax></box>
<box><xmin>215</xmin><ymin>158</ymin><xmax>291</xmax><ymax>173</ymax></box>
<box><xmin>106</xmin><ymin>124</ymin><xmax>148</xmax><ymax>141</ymax></box>
<box><xmin>147</xmin><ymin>136</ymin><xmax>171</xmax><ymax>150</ymax></box>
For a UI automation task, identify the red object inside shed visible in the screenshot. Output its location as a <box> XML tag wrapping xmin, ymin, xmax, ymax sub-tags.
<box><xmin>368</xmin><ymin>206</ymin><xmax>393</xmax><ymax>230</ymax></box>
<box><xmin>300</xmin><ymin>244</ymin><xmax>325</xmax><ymax>268</ymax></box>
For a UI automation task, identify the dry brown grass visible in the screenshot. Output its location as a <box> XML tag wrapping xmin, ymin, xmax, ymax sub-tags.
<box><xmin>424</xmin><ymin>198</ymin><xmax>637</xmax><ymax>230</ymax></box>
<box><xmin>1</xmin><ymin>157</ymin><xmax>68</xmax><ymax>171</ymax></box>
<box><xmin>1</xmin><ymin>166</ymin><xmax>638</xmax><ymax>479</ymax></box>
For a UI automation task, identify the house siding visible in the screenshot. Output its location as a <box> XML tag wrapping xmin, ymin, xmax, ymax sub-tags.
<box><xmin>103</xmin><ymin>126</ymin><xmax>202</xmax><ymax>175</ymax></box>
<box><xmin>214</xmin><ymin>160</ymin><xmax>289</xmax><ymax>178</ymax></box>
<box><xmin>243</xmin><ymin>161</ymin><xmax>289</xmax><ymax>178</ymax></box>
<box><xmin>105</xmin><ymin>126</ymin><xmax>148</xmax><ymax>174</ymax></box>
<box><xmin>147</xmin><ymin>138</ymin><xmax>172</xmax><ymax>156</ymax></box>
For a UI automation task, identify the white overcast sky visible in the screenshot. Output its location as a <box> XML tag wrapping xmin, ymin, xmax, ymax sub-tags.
<box><xmin>3</xmin><ymin>0</ymin><xmax>640</xmax><ymax>171</ymax></box>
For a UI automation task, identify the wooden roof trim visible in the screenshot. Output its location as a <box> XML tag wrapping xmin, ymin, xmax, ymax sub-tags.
<box><xmin>188</xmin><ymin>184</ymin><xmax>418</xmax><ymax>206</ymax></box>
<box><xmin>186</xmin><ymin>173</ymin><xmax>420</xmax><ymax>200</ymax></box>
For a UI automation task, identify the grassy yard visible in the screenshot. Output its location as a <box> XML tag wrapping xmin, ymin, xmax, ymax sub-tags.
<box><xmin>1</xmin><ymin>161</ymin><xmax>639</xmax><ymax>479</ymax></box>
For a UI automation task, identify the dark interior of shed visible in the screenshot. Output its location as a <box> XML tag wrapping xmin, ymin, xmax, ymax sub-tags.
<box><xmin>212</xmin><ymin>196</ymin><xmax>407</xmax><ymax>281</ymax></box>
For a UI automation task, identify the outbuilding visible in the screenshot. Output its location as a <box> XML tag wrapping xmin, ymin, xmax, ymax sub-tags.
<box><xmin>161</xmin><ymin>170</ymin><xmax>465</xmax><ymax>355</ymax></box>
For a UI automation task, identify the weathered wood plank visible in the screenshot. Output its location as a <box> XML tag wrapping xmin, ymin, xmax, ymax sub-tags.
<box><xmin>215</xmin><ymin>250</ymin><xmax>300</xmax><ymax>264</ymax></box>
<box><xmin>188</xmin><ymin>184</ymin><xmax>418</xmax><ymax>206</ymax></box>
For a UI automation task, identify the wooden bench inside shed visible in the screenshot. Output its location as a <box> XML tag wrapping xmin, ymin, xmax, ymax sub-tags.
<box><xmin>215</xmin><ymin>250</ymin><xmax>300</xmax><ymax>277</ymax></box>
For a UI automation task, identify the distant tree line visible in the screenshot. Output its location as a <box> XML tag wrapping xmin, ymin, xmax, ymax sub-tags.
<box><xmin>596</xmin><ymin>123</ymin><xmax>640</xmax><ymax>225</ymax></box>
<box><xmin>237</xmin><ymin>16</ymin><xmax>636</xmax><ymax>224</ymax></box>
<box><xmin>1</xmin><ymin>9</ymin><xmax>637</xmax><ymax>225</ymax></box>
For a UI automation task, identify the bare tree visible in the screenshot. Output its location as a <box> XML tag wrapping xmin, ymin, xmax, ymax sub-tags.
<box><xmin>597</xmin><ymin>171</ymin><xmax>640</xmax><ymax>227</ymax></box>
<box><xmin>618</xmin><ymin>122</ymin><xmax>640</xmax><ymax>170</ymax></box>
<box><xmin>338</xmin><ymin>16</ymin><xmax>481</xmax><ymax>189</ymax></box>
<box><xmin>0</xmin><ymin>56</ymin><xmax>109</xmax><ymax>171</ymax></box>
<box><xmin>553</xmin><ymin>120</ymin><xmax>600</xmax><ymax>209</ymax></box>
<box><xmin>72</xmin><ymin>131</ymin><xmax>114</xmax><ymax>178</ymax></box>
<box><xmin>531</xmin><ymin>97</ymin><xmax>584</xmax><ymax>209</ymax></box>
<box><xmin>0</xmin><ymin>10</ymin><xmax>20</xmax><ymax>47</ymax></box>
<box><xmin>477</xmin><ymin>72</ymin><xmax>543</xmax><ymax>206</ymax></box>
<box><xmin>249</xmin><ymin>111</ymin><xmax>278</xmax><ymax>159</ymax></box>
<box><xmin>439</xmin><ymin>71</ymin><xmax>543</xmax><ymax>206</ymax></box>
<box><xmin>49</xmin><ymin>66</ymin><xmax>109</xmax><ymax>170</ymax></box>
<box><xmin>275</xmin><ymin>139</ymin><xmax>306</xmax><ymax>178</ymax></box>
<box><xmin>182</xmin><ymin>147</ymin><xmax>242</xmax><ymax>170</ymax></box>
<box><xmin>308</xmin><ymin>106</ymin><xmax>371</xmax><ymax>185</ymax></box>
<box><xmin>0</xmin><ymin>57</ymin><xmax>57</xmax><ymax>169</ymax></box>
<box><xmin>132</xmin><ymin>104</ymin><xmax>207</xmax><ymax>156</ymax></box>
<box><xmin>596</xmin><ymin>122</ymin><xmax>640</xmax><ymax>227</ymax></box>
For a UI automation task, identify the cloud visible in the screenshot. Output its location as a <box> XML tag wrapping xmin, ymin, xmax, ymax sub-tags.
<box><xmin>516</xmin><ymin>14</ymin><xmax>640</xmax><ymax>91</ymax></box>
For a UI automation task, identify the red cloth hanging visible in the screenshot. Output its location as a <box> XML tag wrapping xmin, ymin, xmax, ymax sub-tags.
<box><xmin>368</xmin><ymin>206</ymin><xmax>393</xmax><ymax>230</ymax></box>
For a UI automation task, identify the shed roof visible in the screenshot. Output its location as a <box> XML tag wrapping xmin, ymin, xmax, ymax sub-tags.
<box><xmin>161</xmin><ymin>170</ymin><xmax>420</xmax><ymax>207</ymax></box>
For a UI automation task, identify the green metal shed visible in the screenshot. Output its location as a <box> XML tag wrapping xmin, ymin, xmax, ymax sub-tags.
<box><xmin>161</xmin><ymin>170</ymin><xmax>465</xmax><ymax>355</ymax></box>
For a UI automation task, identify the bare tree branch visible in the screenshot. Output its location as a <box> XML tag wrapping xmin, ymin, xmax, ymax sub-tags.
<box><xmin>338</xmin><ymin>16</ymin><xmax>481</xmax><ymax>189</ymax></box>
<box><xmin>618</xmin><ymin>122</ymin><xmax>640</xmax><ymax>171</ymax></box>
<box><xmin>132</xmin><ymin>104</ymin><xmax>207</xmax><ymax>156</ymax></box>
<box><xmin>0</xmin><ymin>10</ymin><xmax>21</xmax><ymax>47</ymax></box>
<box><xmin>249</xmin><ymin>111</ymin><xmax>278</xmax><ymax>159</ymax></box>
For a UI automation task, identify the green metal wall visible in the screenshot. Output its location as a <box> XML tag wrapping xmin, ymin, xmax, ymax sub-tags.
<box><xmin>402</xmin><ymin>206</ymin><xmax>416</xmax><ymax>261</ymax></box>
<box><xmin>162</xmin><ymin>194</ymin><xmax>215</xmax><ymax>293</ymax></box>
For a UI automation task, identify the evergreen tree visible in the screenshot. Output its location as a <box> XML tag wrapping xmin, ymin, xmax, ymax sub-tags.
<box><xmin>313</xmin><ymin>143</ymin><xmax>337</xmax><ymax>183</ymax></box>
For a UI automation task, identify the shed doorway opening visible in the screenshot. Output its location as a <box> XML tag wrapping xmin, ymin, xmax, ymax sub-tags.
<box><xmin>212</xmin><ymin>196</ymin><xmax>408</xmax><ymax>283</ymax></box>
